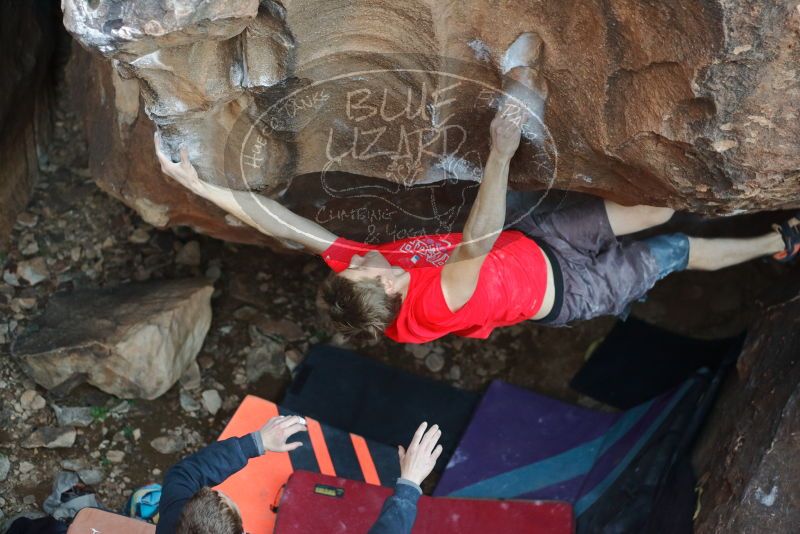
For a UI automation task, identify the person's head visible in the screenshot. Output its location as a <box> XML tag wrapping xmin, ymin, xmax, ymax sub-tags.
<box><xmin>176</xmin><ymin>487</ymin><xmax>243</xmax><ymax>534</ymax></box>
<box><xmin>320</xmin><ymin>250</ymin><xmax>409</xmax><ymax>340</ymax></box>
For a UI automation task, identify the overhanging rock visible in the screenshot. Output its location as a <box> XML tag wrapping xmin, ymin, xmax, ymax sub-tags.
<box><xmin>63</xmin><ymin>0</ymin><xmax>800</xmax><ymax>246</ymax></box>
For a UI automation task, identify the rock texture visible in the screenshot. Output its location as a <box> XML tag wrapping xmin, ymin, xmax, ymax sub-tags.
<box><xmin>12</xmin><ymin>278</ymin><xmax>214</xmax><ymax>399</ymax></box>
<box><xmin>62</xmin><ymin>0</ymin><xmax>800</xmax><ymax>246</ymax></box>
<box><xmin>693</xmin><ymin>291</ymin><xmax>800</xmax><ymax>533</ymax></box>
<box><xmin>0</xmin><ymin>2</ymin><xmax>57</xmax><ymax>250</ymax></box>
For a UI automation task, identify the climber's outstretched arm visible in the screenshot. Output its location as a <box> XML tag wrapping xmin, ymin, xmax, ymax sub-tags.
<box><xmin>441</xmin><ymin>114</ymin><xmax>521</xmax><ymax>311</ymax></box>
<box><xmin>155</xmin><ymin>134</ymin><xmax>337</xmax><ymax>254</ymax></box>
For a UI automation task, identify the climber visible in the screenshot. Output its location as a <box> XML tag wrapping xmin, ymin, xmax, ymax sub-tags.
<box><xmin>154</xmin><ymin>115</ymin><xmax>799</xmax><ymax>345</ymax></box>
<box><xmin>157</xmin><ymin>415</ymin><xmax>441</xmax><ymax>534</ymax></box>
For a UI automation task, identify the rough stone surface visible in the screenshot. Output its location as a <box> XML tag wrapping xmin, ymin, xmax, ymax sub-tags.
<box><xmin>693</xmin><ymin>292</ymin><xmax>800</xmax><ymax>534</ymax></box>
<box><xmin>424</xmin><ymin>352</ymin><xmax>445</xmax><ymax>373</ymax></box>
<box><xmin>23</xmin><ymin>427</ymin><xmax>77</xmax><ymax>449</ymax></box>
<box><xmin>16</xmin><ymin>258</ymin><xmax>49</xmax><ymax>286</ymax></box>
<box><xmin>20</xmin><ymin>390</ymin><xmax>46</xmax><ymax>412</ymax></box>
<box><xmin>179</xmin><ymin>391</ymin><xmax>201</xmax><ymax>413</ymax></box>
<box><xmin>52</xmin><ymin>405</ymin><xmax>95</xmax><ymax>428</ymax></box>
<box><xmin>77</xmin><ymin>468</ymin><xmax>104</xmax><ymax>486</ymax></box>
<box><xmin>61</xmin><ymin>0</ymin><xmax>800</xmax><ymax>250</ymax></box>
<box><xmin>201</xmin><ymin>389</ymin><xmax>222</xmax><ymax>415</ymax></box>
<box><xmin>105</xmin><ymin>450</ymin><xmax>125</xmax><ymax>464</ymax></box>
<box><xmin>0</xmin><ymin>455</ymin><xmax>10</xmax><ymax>482</ymax></box>
<box><xmin>11</xmin><ymin>278</ymin><xmax>214</xmax><ymax>400</ymax></box>
<box><xmin>245</xmin><ymin>326</ymin><xmax>286</xmax><ymax>382</ymax></box>
<box><xmin>150</xmin><ymin>435</ymin><xmax>185</xmax><ymax>455</ymax></box>
<box><xmin>175</xmin><ymin>240</ymin><xmax>202</xmax><ymax>266</ymax></box>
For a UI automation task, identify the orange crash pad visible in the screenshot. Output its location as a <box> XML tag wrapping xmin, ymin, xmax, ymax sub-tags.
<box><xmin>214</xmin><ymin>395</ymin><xmax>401</xmax><ymax>533</ymax></box>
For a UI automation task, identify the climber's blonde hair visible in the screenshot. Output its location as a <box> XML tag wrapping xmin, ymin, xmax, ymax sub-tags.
<box><xmin>320</xmin><ymin>273</ymin><xmax>402</xmax><ymax>341</ymax></box>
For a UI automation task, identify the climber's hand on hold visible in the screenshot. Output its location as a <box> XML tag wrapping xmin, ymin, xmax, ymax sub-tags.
<box><xmin>153</xmin><ymin>132</ymin><xmax>337</xmax><ymax>253</ymax></box>
<box><xmin>259</xmin><ymin>415</ymin><xmax>307</xmax><ymax>453</ymax></box>
<box><xmin>490</xmin><ymin>113</ymin><xmax>522</xmax><ymax>160</ymax></box>
<box><xmin>154</xmin><ymin>132</ymin><xmax>209</xmax><ymax>197</ymax></box>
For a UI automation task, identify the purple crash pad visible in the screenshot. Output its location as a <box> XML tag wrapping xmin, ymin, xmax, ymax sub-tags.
<box><xmin>434</xmin><ymin>380</ymin><xmax>689</xmax><ymax>510</ymax></box>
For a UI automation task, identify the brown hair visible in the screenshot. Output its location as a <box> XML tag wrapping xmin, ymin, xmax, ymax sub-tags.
<box><xmin>320</xmin><ymin>273</ymin><xmax>402</xmax><ymax>340</ymax></box>
<box><xmin>176</xmin><ymin>487</ymin><xmax>243</xmax><ymax>534</ymax></box>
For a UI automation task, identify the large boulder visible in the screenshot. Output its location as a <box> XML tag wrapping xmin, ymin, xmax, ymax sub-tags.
<box><xmin>12</xmin><ymin>278</ymin><xmax>214</xmax><ymax>400</ymax></box>
<box><xmin>0</xmin><ymin>2</ymin><xmax>57</xmax><ymax>251</ymax></box>
<box><xmin>61</xmin><ymin>0</ymin><xmax>800</xmax><ymax>246</ymax></box>
<box><xmin>693</xmin><ymin>291</ymin><xmax>800</xmax><ymax>533</ymax></box>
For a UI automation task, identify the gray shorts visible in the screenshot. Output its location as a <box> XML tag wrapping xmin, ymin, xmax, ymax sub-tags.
<box><xmin>507</xmin><ymin>191</ymin><xmax>687</xmax><ymax>326</ymax></box>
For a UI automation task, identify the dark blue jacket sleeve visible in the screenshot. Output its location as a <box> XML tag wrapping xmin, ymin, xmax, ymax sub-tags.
<box><xmin>156</xmin><ymin>434</ymin><xmax>262</xmax><ymax>534</ymax></box>
<box><xmin>368</xmin><ymin>479</ymin><xmax>422</xmax><ymax>534</ymax></box>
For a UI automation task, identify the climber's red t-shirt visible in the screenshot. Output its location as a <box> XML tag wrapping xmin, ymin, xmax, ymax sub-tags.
<box><xmin>322</xmin><ymin>231</ymin><xmax>548</xmax><ymax>343</ymax></box>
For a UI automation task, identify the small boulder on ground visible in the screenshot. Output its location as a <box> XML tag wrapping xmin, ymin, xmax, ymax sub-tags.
<box><xmin>175</xmin><ymin>240</ymin><xmax>201</xmax><ymax>266</ymax></box>
<box><xmin>12</xmin><ymin>278</ymin><xmax>214</xmax><ymax>399</ymax></box>
<box><xmin>20</xmin><ymin>390</ymin><xmax>46</xmax><ymax>411</ymax></box>
<box><xmin>52</xmin><ymin>405</ymin><xmax>95</xmax><ymax>428</ymax></box>
<box><xmin>245</xmin><ymin>337</ymin><xmax>285</xmax><ymax>382</ymax></box>
<box><xmin>151</xmin><ymin>435</ymin><xmax>185</xmax><ymax>455</ymax></box>
<box><xmin>201</xmin><ymin>389</ymin><xmax>222</xmax><ymax>415</ymax></box>
<box><xmin>23</xmin><ymin>427</ymin><xmax>77</xmax><ymax>449</ymax></box>
<box><xmin>16</xmin><ymin>257</ymin><xmax>49</xmax><ymax>286</ymax></box>
<box><xmin>0</xmin><ymin>454</ymin><xmax>10</xmax><ymax>481</ymax></box>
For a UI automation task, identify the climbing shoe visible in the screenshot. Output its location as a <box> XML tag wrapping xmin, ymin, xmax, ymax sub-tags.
<box><xmin>773</xmin><ymin>213</ymin><xmax>800</xmax><ymax>263</ymax></box>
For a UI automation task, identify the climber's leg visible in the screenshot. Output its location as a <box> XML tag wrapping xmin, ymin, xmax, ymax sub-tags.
<box><xmin>686</xmin><ymin>232</ymin><xmax>786</xmax><ymax>271</ymax></box>
<box><xmin>604</xmin><ymin>201</ymin><xmax>675</xmax><ymax>236</ymax></box>
<box><xmin>532</xmin><ymin>234</ymin><xmax>689</xmax><ymax>325</ymax></box>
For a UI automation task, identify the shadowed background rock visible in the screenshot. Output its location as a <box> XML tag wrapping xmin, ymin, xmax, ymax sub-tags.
<box><xmin>693</xmin><ymin>291</ymin><xmax>800</xmax><ymax>533</ymax></box>
<box><xmin>60</xmin><ymin>0</ymin><xmax>800</xmax><ymax>247</ymax></box>
<box><xmin>0</xmin><ymin>2</ymin><xmax>57</xmax><ymax>250</ymax></box>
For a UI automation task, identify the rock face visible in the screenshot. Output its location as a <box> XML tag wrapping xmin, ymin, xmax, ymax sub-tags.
<box><xmin>0</xmin><ymin>2</ymin><xmax>57</xmax><ymax>250</ymax></box>
<box><xmin>693</xmin><ymin>292</ymin><xmax>800</xmax><ymax>533</ymax></box>
<box><xmin>62</xmin><ymin>0</ymin><xmax>800</xmax><ymax>247</ymax></box>
<box><xmin>12</xmin><ymin>278</ymin><xmax>214</xmax><ymax>399</ymax></box>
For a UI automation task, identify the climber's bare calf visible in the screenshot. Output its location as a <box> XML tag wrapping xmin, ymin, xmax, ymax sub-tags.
<box><xmin>687</xmin><ymin>233</ymin><xmax>786</xmax><ymax>271</ymax></box>
<box><xmin>602</xmin><ymin>200</ymin><xmax>790</xmax><ymax>270</ymax></box>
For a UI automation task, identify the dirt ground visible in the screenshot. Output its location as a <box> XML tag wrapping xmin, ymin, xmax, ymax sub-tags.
<box><xmin>0</xmin><ymin>63</ymin><xmax>794</xmax><ymax>526</ymax></box>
